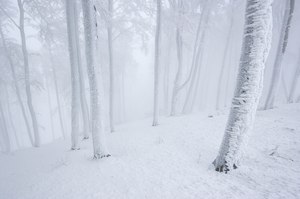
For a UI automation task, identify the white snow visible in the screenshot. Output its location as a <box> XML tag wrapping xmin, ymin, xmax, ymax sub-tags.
<box><xmin>0</xmin><ymin>103</ymin><xmax>300</xmax><ymax>199</ymax></box>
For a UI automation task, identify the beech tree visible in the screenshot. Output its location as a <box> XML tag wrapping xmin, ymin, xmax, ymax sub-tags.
<box><xmin>82</xmin><ymin>0</ymin><xmax>110</xmax><ymax>158</ymax></box>
<box><xmin>213</xmin><ymin>0</ymin><xmax>273</xmax><ymax>173</ymax></box>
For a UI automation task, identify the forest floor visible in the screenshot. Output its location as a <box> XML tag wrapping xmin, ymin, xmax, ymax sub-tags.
<box><xmin>0</xmin><ymin>103</ymin><xmax>300</xmax><ymax>199</ymax></box>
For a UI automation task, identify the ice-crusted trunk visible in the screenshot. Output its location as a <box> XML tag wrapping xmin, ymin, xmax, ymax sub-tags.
<box><xmin>216</xmin><ymin>9</ymin><xmax>234</xmax><ymax>110</ymax></box>
<box><xmin>152</xmin><ymin>0</ymin><xmax>162</xmax><ymax>126</ymax></box>
<box><xmin>17</xmin><ymin>0</ymin><xmax>40</xmax><ymax>147</ymax></box>
<box><xmin>213</xmin><ymin>0</ymin><xmax>273</xmax><ymax>173</ymax></box>
<box><xmin>264</xmin><ymin>0</ymin><xmax>294</xmax><ymax>109</ymax></box>
<box><xmin>66</xmin><ymin>0</ymin><xmax>80</xmax><ymax>150</ymax></box>
<box><xmin>82</xmin><ymin>0</ymin><xmax>110</xmax><ymax>158</ymax></box>
<box><xmin>288</xmin><ymin>54</ymin><xmax>300</xmax><ymax>103</ymax></box>
<box><xmin>45</xmin><ymin>77</ymin><xmax>55</xmax><ymax>140</ymax></box>
<box><xmin>48</xmin><ymin>47</ymin><xmax>66</xmax><ymax>139</ymax></box>
<box><xmin>107</xmin><ymin>0</ymin><xmax>115</xmax><ymax>132</ymax></box>
<box><xmin>170</xmin><ymin>0</ymin><xmax>183</xmax><ymax>116</ymax></box>
<box><xmin>0</xmin><ymin>25</ymin><xmax>34</xmax><ymax>146</ymax></box>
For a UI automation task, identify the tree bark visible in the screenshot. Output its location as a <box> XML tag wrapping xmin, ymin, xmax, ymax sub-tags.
<box><xmin>288</xmin><ymin>54</ymin><xmax>300</xmax><ymax>102</ymax></box>
<box><xmin>264</xmin><ymin>0</ymin><xmax>294</xmax><ymax>109</ymax></box>
<box><xmin>0</xmin><ymin>101</ymin><xmax>11</xmax><ymax>152</ymax></box>
<box><xmin>82</xmin><ymin>0</ymin><xmax>110</xmax><ymax>158</ymax></box>
<box><xmin>214</xmin><ymin>0</ymin><xmax>273</xmax><ymax>173</ymax></box>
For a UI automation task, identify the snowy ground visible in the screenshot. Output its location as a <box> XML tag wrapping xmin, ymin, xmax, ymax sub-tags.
<box><xmin>0</xmin><ymin>104</ymin><xmax>300</xmax><ymax>199</ymax></box>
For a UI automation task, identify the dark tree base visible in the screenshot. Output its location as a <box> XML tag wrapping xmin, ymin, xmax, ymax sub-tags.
<box><xmin>93</xmin><ymin>154</ymin><xmax>111</xmax><ymax>159</ymax></box>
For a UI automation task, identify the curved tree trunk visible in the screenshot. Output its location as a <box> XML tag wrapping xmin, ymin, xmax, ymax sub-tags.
<box><xmin>17</xmin><ymin>0</ymin><xmax>40</xmax><ymax>147</ymax></box>
<box><xmin>264</xmin><ymin>0</ymin><xmax>294</xmax><ymax>109</ymax></box>
<box><xmin>214</xmin><ymin>0</ymin><xmax>273</xmax><ymax>173</ymax></box>
<box><xmin>152</xmin><ymin>0</ymin><xmax>162</xmax><ymax>126</ymax></box>
<box><xmin>82</xmin><ymin>0</ymin><xmax>110</xmax><ymax>158</ymax></box>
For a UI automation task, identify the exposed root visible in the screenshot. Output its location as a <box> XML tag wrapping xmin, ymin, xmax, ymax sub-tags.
<box><xmin>214</xmin><ymin>160</ymin><xmax>237</xmax><ymax>174</ymax></box>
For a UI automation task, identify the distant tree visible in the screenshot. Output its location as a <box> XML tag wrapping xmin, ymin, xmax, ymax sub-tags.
<box><xmin>264</xmin><ymin>0</ymin><xmax>295</xmax><ymax>109</ymax></box>
<box><xmin>213</xmin><ymin>0</ymin><xmax>273</xmax><ymax>173</ymax></box>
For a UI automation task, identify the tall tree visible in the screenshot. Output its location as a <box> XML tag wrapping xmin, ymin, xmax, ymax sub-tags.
<box><xmin>213</xmin><ymin>0</ymin><xmax>273</xmax><ymax>173</ymax></box>
<box><xmin>17</xmin><ymin>0</ymin><xmax>40</xmax><ymax>147</ymax></box>
<box><xmin>66</xmin><ymin>0</ymin><xmax>80</xmax><ymax>150</ymax></box>
<box><xmin>152</xmin><ymin>0</ymin><xmax>162</xmax><ymax>126</ymax></box>
<box><xmin>264</xmin><ymin>0</ymin><xmax>295</xmax><ymax>109</ymax></box>
<box><xmin>82</xmin><ymin>0</ymin><xmax>110</xmax><ymax>158</ymax></box>
<box><xmin>288</xmin><ymin>53</ymin><xmax>300</xmax><ymax>102</ymax></box>
<box><xmin>107</xmin><ymin>0</ymin><xmax>115</xmax><ymax>132</ymax></box>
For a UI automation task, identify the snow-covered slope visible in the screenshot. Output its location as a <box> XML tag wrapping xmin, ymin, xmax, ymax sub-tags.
<box><xmin>0</xmin><ymin>104</ymin><xmax>300</xmax><ymax>199</ymax></box>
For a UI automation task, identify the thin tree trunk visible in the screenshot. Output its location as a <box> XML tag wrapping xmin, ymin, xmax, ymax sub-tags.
<box><xmin>213</xmin><ymin>0</ymin><xmax>273</xmax><ymax>173</ymax></box>
<box><xmin>45</xmin><ymin>77</ymin><xmax>55</xmax><ymax>140</ymax></box>
<box><xmin>4</xmin><ymin>86</ymin><xmax>20</xmax><ymax>148</ymax></box>
<box><xmin>0</xmin><ymin>20</ymin><xmax>34</xmax><ymax>146</ymax></box>
<box><xmin>152</xmin><ymin>0</ymin><xmax>162</xmax><ymax>126</ymax></box>
<box><xmin>107</xmin><ymin>0</ymin><xmax>115</xmax><ymax>132</ymax></box>
<box><xmin>66</xmin><ymin>0</ymin><xmax>80</xmax><ymax>150</ymax></box>
<box><xmin>73</xmin><ymin>11</ymin><xmax>90</xmax><ymax>139</ymax></box>
<box><xmin>281</xmin><ymin>74</ymin><xmax>289</xmax><ymax>102</ymax></box>
<box><xmin>264</xmin><ymin>0</ymin><xmax>294</xmax><ymax>109</ymax></box>
<box><xmin>82</xmin><ymin>0</ymin><xmax>110</xmax><ymax>158</ymax></box>
<box><xmin>48</xmin><ymin>47</ymin><xmax>66</xmax><ymax>139</ymax></box>
<box><xmin>288</xmin><ymin>54</ymin><xmax>300</xmax><ymax>102</ymax></box>
<box><xmin>0</xmin><ymin>101</ymin><xmax>11</xmax><ymax>152</ymax></box>
<box><xmin>17</xmin><ymin>0</ymin><xmax>40</xmax><ymax>147</ymax></box>
<box><xmin>216</xmin><ymin>10</ymin><xmax>234</xmax><ymax>110</ymax></box>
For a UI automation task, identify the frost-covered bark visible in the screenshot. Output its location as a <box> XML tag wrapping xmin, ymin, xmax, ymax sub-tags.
<box><xmin>214</xmin><ymin>0</ymin><xmax>273</xmax><ymax>173</ymax></box>
<box><xmin>264</xmin><ymin>0</ymin><xmax>294</xmax><ymax>109</ymax></box>
<box><xmin>0</xmin><ymin>25</ymin><xmax>34</xmax><ymax>146</ymax></box>
<box><xmin>152</xmin><ymin>0</ymin><xmax>162</xmax><ymax>126</ymax></box>
<box><xmin>17</xmin><ymin>0</ymin><xmax>40</xmax><ymax>147</ymax></box>
<box><xmin>288</xmin><ymin>54</ymin><xmax>300</xmax><ymax>103</ymax></box>
<box><xmin>82</xmin><ymin>0</ymin><xmax>110</xmax><ymax>158</ymax></box>
<box><xmin>107</xmin><ymin>0</ymin><xmax>115</xmax><ymax>132</ymax></box>
<box><xmin>66</xmin><ymin>0</ymin><xmax>80</xmax><ymax>150</ymax></box>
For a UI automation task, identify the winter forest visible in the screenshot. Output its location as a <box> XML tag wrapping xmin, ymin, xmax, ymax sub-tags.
<box><xmin>0</xmin><ymin>0</ymin><xmax>300</xmax><ymax>198</ymax></box>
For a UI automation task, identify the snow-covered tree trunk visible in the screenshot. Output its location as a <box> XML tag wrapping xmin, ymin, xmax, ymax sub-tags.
<box><xmin>107</xmin><ymin>0</ymin><xmax>115</xmax><ymax>132</ymax></box>
<box><xmin>213</xmin><ymin>0</ymin><xmax>273</xmax><ymax>173</ymax></box>
<box><xmin>17</xmin><ymin>0</ymin><xmax>40</xmax><ymax>147</ymax></box>
<box><xmin>264</xmin><ymin>0</ymin><xmax>294</xmax><ymax>109</ymax></box>
<box><xmin>288</xmin><ymin>54</ymin><xmax>300</xmax><ymax>102</ymax></box>
<box><xmin>73</xmin><ymin>11</ymin><xmax>90</xmax><ymax>139</ymax></box>
<box><xmin>0</xmin><ymin>25</ymin><xmax>34</xmax><ymax>146</ymax></box>
<box><xmin>45</xmin><ymin>77</ymin><xmax>55</xmax><ymax>140</ymax></box>
<box><xmin>152</xmin><ymin>0</ymin><xmax>162</xmax><ymax>126</ymax></box>
<box><xmin>82</xmin><ymin>0</ymin><xmax>110</xmax><ymax>158</ymax></box>
<box><xmin>48</xmin><ymin>47</ymin><xmax>66</xmax><ymax>139</ymax></box>
<box><xmin>66</xmin><ymin>0</ymin><xmax>80</xmax><ymax>150</ymax></box>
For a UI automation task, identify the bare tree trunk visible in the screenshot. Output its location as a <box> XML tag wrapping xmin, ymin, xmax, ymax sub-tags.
<box><xmin>45</xmin><ymin>77</ymin><xmax>55</xmax><ymax>140</ymax></box>
<box><xmin>264</xmin><ymin>0</ymin><xmax>294</xmax><ymax>109</ymax></box>
<box><xmin>17</xmin><ymin>0</ymin><xmax>40</xmax><ymax>147</ymax></box>
<box><xmin>0</xmin><ymin>17</ymin><xmax>34</xmax><ymax>146</ymax></box>
<box><xmin>0</xmin><ymin>101</ymin><xmax>11</xmax><ymax>152</ymax></box>
<box><xmin>4</xmin><ymin>86</ymin><xmax>20</xmax><ymax>148</ymax></box>
<box><xmin>152</xmin><ymin>0</ymin><xmax>162</xmax><ymax>126</ymax></box>
<box><xmin>73</xmin><ymin>11</ymin><xmax>90</xmax><ymax>139</ymax></box>
<box><xmin>213</xmin><ymin>0</ymin><xmax>273</xmax><ymax>173</ymax></box>
<box><xmin>48</xmin><ymin>47</ymin><xmax>66</xmax><ymax>139</ymax></box>
<box><xmin>182</xmin><ymin>2</ymin><xmax>211</xmax><ymax>114</ymax></box>
<box><xmin>66</xmin><ymin>0</ymin><xmax>80</xmax><ymax>150</ymax></box>
<box><xmin>82</xmin><ymin>0</ymin><xmax>110</xmax><ymax>158</ymax></box>
<box><xmin>107</xmin><ymin>0</ymin><xmax>115</xmax><ymax>132</ymax></box>
<box><xmin>288</xmin><ymin>54</ymin><xmax>300</xmax><ymax>102</ymax></box>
